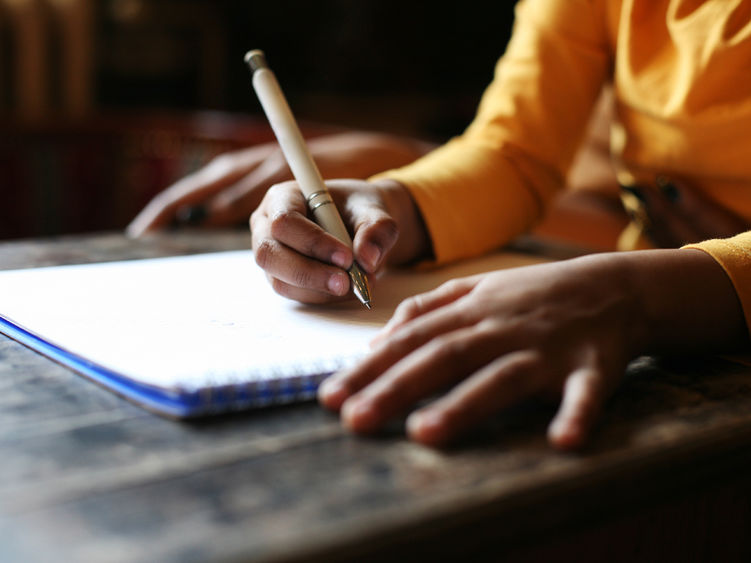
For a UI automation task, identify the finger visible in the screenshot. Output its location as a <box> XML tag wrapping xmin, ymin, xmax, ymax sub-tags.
<box><xmin>251</xmin><ymin>188</ymin><xmax>352</xmax><ymax>299</ymax></box>
<box><xmin>547</xmin><ymin>365</ymin><xmax>608</xmax><ymax>451</ymax></box>
<box><xmin>203</xmin><ymin>151</ymin><xmax>291</xmax><ymax>226</ymax></box>
<box><xmin>339</xmin><ymin>186</ymin><xmax>400</xmax><ymax>273</ymax></box>
<box><xmin>339</xmin><ymin>321</ymin><xmax>508</xmax><ymax>434</ymax></box>
<box><xmin>406</xmin><ymin>350</ymin><xmax>545</xmax><ymax>446</ymax></box>
<box><xmin>252</xmin><ymin>228</ymin><xmax>351</xmax><ymax>299</ymax></box>
<box><xmin>372</xmin><ymin>277</ymin><xmax>477</xmax><ymax>346</ymax></box>
<box><xmin>126</xmin><ymin>150</ymin><xmax>267</xmax><ymax>236</ymax></box>
<box><xmin>266</xmin><ymin>274</ymin><xmax>350</xmax><ymax>304</ymax></box>
<box><xmin>126</xmin><ymin>181</ymin><xmax>208</xmax><ymax>237</ymax></box>
<box><xmin>254</xmin><ymin>182</ymin><xmax>354</xmax><ymax>269</ymax></box>
<box><xmin>318</xmin><ymin>293</ymin><xmax>479</xmax><ymax>410</ymax></box>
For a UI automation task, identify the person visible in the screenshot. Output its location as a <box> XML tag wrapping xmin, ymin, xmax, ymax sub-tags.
<box><xmin>131</xmin><ymin>0</ymin><xmax>751</xmax><ymax>450</ymax></box>
<box><xmin>126</xmin><ymin>113</ymin><xmax>631</xmax><ymax>251</ymax></box>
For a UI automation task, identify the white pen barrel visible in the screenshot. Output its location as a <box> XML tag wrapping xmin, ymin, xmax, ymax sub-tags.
<box><xmin>251</xmin><ymin>68</ymin><xmax>353</xmax><ymax>247</ymax></box>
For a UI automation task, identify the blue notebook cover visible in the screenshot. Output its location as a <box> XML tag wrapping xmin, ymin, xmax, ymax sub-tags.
<box><xmin>0</xmin><ymin>251</ymin><xmax>378</xmax><ymax>417</ymax></box>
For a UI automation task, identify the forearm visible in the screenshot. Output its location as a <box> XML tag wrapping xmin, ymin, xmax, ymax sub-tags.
<box><xmin>308</xmin><ymin>131</ymin><xmax>434</xmax><ymax>179</ymax></box>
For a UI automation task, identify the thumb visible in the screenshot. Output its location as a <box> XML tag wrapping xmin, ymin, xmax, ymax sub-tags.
<box><xmin>337</xmin><ymin>188</ymin><xmax>399</xmax><ymax>273</ymax></box>
<box><xmin>352</xmin><ymin>207</ymin><xmax>399</xmax><ymax>273</ymax></box>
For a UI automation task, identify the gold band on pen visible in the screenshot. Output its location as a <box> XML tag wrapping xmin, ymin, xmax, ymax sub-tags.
<box><xmin>306</xmin><ymin>190</ymin><xmax>335</xmax><ymax>212</ymax></box>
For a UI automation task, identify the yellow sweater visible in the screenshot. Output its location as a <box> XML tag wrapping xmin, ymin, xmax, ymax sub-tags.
<box><xmin>378</xmin><ymin>0</ymin><xmax>751</xmax><ymax>329</ymax></box>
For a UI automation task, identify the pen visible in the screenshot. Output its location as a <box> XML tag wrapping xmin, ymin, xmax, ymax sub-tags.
<box><xmin>244</xmin><ymin>49</ymin><xmax>372</xmax><ymax>309</ymax></box>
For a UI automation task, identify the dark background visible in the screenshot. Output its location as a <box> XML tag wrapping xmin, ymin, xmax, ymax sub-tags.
<box><xmin>95</xmin><ymin>0</ymin><xmax>516</xmax><ymax>138</ymax></box>
<box><xmin>1</xmin><ymin>0</ymin><xmax>517</xmax><ymax>239</ymax></box>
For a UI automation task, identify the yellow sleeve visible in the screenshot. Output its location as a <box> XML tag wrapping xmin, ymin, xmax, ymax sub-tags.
<box><xmin>685</xmin><ymin>232</ymin><xmax>751</xmax><ymax>338</ymax></box>
<box><xmin>373</xmin><ymin>0</ymin><xmax>611</xmax><ymax>263</ymax></box>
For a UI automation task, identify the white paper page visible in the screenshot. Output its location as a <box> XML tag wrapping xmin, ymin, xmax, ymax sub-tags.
<box><xmin>0</xmin><ymin>250</ymin><xmax>546</xmax><ymax>390</ymax></box>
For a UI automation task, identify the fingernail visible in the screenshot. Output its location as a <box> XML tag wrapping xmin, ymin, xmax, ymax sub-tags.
<box><xmin>331</xmin><ymin>250</ymin><xmax>350</xmax><ymax>269</ymax></box>
<box><xmin>342</xmin><ymin>399</ymin><xmax>378</xmax><ymax>432</ymax></box>
<box><xmin>548</xmin><ymin>417</ymin><xmax>582</xmax><ymax>450</ymax></box>
<box><xmin>406</xmin><ymin>410</ymin><xmax>431</xmax><ymax>434</ymax></box>
<box><xmin>620</xmin><ymin>184</ymin><xmax>645</xmax><ymax>202</ymax></box>
<box><xmin>548</xmin><ymin>417</ymin><xmax>565</xmax><ymax>440</ymax></box>
<box><xmin>318</xmin><ymin>377</ymin><xmax>348</xmax><ymax>408</ymax></box>
<box><xmin>656</xmin><ymin>176</ymin><xmax>680</xmax><ymax>202</ymax></box>
<box><xmin>360</xmin><ymin>242</ymin><xmax>382</xmax><ymax>271</ymax></box>
<box><xmin>328</xmin><ymin>272</ymin><xmax>349</xmax><ymax>295</ymax></box>
<box><xmin>407</xmin><ymin>409</ymin><xmax>446</xmax><ymax>445</ymax></box>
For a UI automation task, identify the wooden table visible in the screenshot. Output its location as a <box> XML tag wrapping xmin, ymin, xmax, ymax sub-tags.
<box><xmin>1</xmin><ymin>231</ymin><xmax>751</xmax><ymax>562</ymax></box>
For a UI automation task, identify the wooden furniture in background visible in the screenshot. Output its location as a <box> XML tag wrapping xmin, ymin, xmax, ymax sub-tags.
<box><xmin>0</xmin><ymin>0</ymin><xmax>93</xmax><ymax>119</ymax></box>
<box><xmin>0</xmin><ymin>113</ymin><xmax>343</xmax><ymax>240</ymax></box>
<box><xmin>0</xmin><ymin>0</ymin><xmax>226</xmax><ymax>118</ymax></box>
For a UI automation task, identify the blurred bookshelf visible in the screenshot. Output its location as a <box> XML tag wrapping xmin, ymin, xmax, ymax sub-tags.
<box><xmin>0</xmin><ymin>0</ymin><xmax>516</xmax><ymax>239</ymax></box>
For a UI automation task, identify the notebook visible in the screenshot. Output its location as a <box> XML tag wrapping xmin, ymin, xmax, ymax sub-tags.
<box><xmin>0</xmin><ymin>249</ymin><xmax>546</xmax><ymax>417</ymax></box>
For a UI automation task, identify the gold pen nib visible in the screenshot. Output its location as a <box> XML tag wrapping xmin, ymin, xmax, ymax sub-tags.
<box><xmin>347</xmin><ymin>262</ymin><xmax>372</xmax><ymax>310</ymax></box>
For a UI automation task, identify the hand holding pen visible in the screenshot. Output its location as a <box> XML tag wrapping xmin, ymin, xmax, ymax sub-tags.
<box><xmin>246</xmin><ymin>50</ymin><xmax>431</xmax><ymax>306</ymax></box>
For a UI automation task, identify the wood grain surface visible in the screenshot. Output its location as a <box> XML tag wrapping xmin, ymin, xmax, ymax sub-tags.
<box><xmin>1</xmin><ymin>231</ymin><xmax>750</xmax><ymax>563</ymax></box>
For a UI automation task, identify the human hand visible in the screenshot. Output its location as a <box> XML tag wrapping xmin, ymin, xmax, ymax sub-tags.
<box><xmin>126</xmin><ymin>131</ymin><xmax>433</xmax><ymax>237</ymax></box>
<box><xmin>250</xmin><ymin>178</ymin><xmax>430</xmax><ymax>304</ymax></box>
<box><xmin>621</xmin><ymin>177</ymin><xmax>748</xmax><ymax>248</ymax></box>
<box><xmin>319</xmin><ymin>256</ymin><xmax>640</xmax><ymax>450</ymax></box>
<box><xmin>317</xmin><ymin>249</ymin><xmax>746</xmax><ymax>450</ymax></box>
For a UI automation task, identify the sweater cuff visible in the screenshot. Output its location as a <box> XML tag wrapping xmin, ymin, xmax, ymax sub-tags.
<box><xmin>684</xmin><ymin>233</ymin><xmax>751</xmax><ymax>339</ymax></box>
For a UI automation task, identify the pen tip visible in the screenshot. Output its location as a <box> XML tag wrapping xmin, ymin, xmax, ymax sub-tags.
<box><xmin>364</xmin><ymin>302</ymin><xmax>372</xmax><ymax>310</ymax></box>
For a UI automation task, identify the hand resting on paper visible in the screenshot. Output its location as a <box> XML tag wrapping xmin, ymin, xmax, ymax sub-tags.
<box><xmin>317</xmin><ymin>248</ymin><xmax>746</xmax><ymax>450</ymax></box>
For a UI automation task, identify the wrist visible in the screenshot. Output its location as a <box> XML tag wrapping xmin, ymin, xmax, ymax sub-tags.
<box><xmin>555</xmin><ymin>248</ymin><xmax>747</xmax><ymax>361</ymax></box>
<box><xmin>563</xmin><ymin>253</ymin><xmax>651</xmax><ymax>360</ymax></box>
<box><xmin>622</xmin><ymin>249</ymin><xmax>747</xmax><ymax>354</ymax></box>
